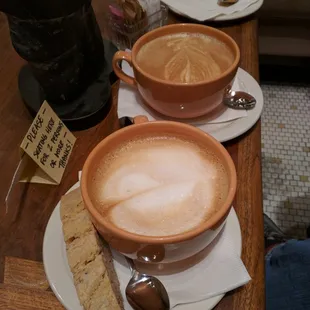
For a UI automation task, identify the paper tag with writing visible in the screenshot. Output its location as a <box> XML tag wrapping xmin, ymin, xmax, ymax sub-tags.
<box><xmin>19</xmin><ymin>101</ymin><xmax>76</xmax><ymax>184</ymax></box>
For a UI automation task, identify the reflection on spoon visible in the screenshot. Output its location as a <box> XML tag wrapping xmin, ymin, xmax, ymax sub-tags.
<box><xmin>223</xmin><ymin>87</ymin><xmax>256</xmax><ymax>110</ymax></box>
<box><xmin>125</xmin><ymin>257</ymin><xmax>170</xmax><ymax>310</ymax></box>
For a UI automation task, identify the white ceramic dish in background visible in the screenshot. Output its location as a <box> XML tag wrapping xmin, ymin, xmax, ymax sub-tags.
<box><xmin>43</xmin><ymin>183</ymin><xmax>242</xmax><ymax>310</ymax></box>
<box><xmin>167</xmin><ymin>0</ymin><xmax>264</xmax><ymax>21</ymax></box>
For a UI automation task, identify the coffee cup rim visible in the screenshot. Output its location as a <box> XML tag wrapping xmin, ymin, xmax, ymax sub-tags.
<box><xmin>81</xmin><ymin>120</ymin><xmax>237</xmax><ymax>244</ymax></box>
<box><xmin>131</xmin><ymin>23</ymin><xmax>240</xmax><ymax>87</ymax></box>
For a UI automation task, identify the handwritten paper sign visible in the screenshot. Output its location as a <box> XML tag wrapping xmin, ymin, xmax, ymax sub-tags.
<box><xmin>19</xmin><ymin>101</ymin><xmax>76</xmax><ymax>184</ymax></box>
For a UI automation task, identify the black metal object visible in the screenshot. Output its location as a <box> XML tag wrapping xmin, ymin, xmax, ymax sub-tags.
<box><xmin>119</xmin><ymin>116</ymin><xmax>134</xmax><ymax>128</ymax></box>
<box><xmin>1</xmin><ymin>0</ymin><xmax>118</xmax><ymax>130</ymax></box>
<box><xmin>18</xmin><ymin>39</ymin><xmax>118</xmax><ymax>131</ymax></box>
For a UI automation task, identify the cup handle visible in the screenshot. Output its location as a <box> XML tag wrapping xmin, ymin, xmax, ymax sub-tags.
<box><xmin>112</xmin><ymin>51</ymin><xmax>136</xmax><ymax>87</ymax></box>
<box><xmin>133</xmin><ymin>115</ymin><xmax>149</xmax><ymax>124</ymax></box>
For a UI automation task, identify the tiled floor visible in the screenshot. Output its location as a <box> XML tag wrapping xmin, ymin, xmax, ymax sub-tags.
<box><xmin>261</xmin><ymin>84</ymin><xmax>310</xmax><ymax>238</ymax></box>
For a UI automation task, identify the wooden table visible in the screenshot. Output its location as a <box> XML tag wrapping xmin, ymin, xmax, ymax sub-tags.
<box><xmin>0</xmin><ymin>1</ymin><xmax>265</xmax><ymax>309</ymax></box>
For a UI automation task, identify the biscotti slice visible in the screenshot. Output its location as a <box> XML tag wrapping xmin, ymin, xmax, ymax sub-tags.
<box><xmin>66</xmin><ymin>230</ymin><xmax>102</xmax><ymax>274</ymax></box>
<box><xmin>60</xmin><ymin>187</ymin><xmax>85</xmax><ymax>220</ymax></box>
<box><xmin>60</xmin><ymin>188</ymin><xmax>124</xmax><ymax>310</ymax></box>
<box><xmin>74</xmin><ymin>254</ymin><xmax>106</xmax><ymax>308</ymax></box>
<box><xmin>62</xmin><ymin>209</ymin><xmax>93</xmax><ymax>243</ymax></box>
<box><xmin>101</xmin><ymin>240</ymin><xmax>124</xmax><ymax>307</ymax></box>
<box><xmin>87</xmin><ymin>271</ymin><xmax>122</xmax><ymax>310</ymax></box>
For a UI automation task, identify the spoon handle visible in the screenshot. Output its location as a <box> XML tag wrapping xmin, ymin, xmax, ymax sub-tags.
<box><xmin>125</xmin><ymin>256</ymin><xmax>136</xmax><ymax>275</ymax></box>
<box><xmin>218</xmin><ymin>0</ymin><xmax>239</xmax><ymax>5</ymax></box>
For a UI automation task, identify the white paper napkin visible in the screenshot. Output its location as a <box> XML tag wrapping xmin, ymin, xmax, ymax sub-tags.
<box><xmin>118</xmin><ymin>59</ymin><xmax>247</xmax><ymax>126</ymax></box>
<box><xmin>112</xmin><ymin>209</ymin><xmax>251</xmax><ymax>309</ymax></box>
<box><xmin>161</xmin><ymin>0</ymin><xmax>260</xmax><ymax>21</ymax></box>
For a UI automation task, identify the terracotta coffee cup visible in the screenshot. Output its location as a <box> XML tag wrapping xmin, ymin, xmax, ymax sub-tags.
<box><xmin>112</xmin><ymin>24</ymin><xmax>240</xmax><ymax>119</ymax></box>
<box><xmin>81</xmin><ymin>117</ymin><xmax>237</xmax><ymax>274</ymax></box>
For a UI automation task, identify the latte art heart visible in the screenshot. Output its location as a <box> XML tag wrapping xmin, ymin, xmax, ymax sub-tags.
<box><xmin>136</xmin><ymin>33</ymin><xmax>234</xmax><ymax>83</ymax></box>
<box><xmin>91</xmin><ymin>135</ymin><xmax>229</xmax><ymax>237</ymax></box>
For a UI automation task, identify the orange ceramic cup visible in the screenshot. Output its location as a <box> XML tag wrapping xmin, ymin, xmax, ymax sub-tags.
<box><xmin>112</xmin><ymin>24</ymin><xmax>240</xmax><ymax>119</ymax></box>
<box><xmin>81</xmin><ymin>117</ymin><xmax>237</xmax><ymax>274</ymax></box>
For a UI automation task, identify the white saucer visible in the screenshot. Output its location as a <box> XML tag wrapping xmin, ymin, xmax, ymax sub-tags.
<box><xmin>197</xmin><ymin>68</ymin><xmax>263</xmax><ymax>142</ymax></box>
<box><xmin>43</xmin><ymin>183</ymin><xmax>242</xmax><ymax>310</ymax></box>
<box><xmin>118</xmin><ymin>66</ymin><xmax>263</xmax><ymax>143</ymax></box>
<box><xmin>167</xmin><ymin>0</ymin><xmax>264</xmax><ymax>21</ymax></box>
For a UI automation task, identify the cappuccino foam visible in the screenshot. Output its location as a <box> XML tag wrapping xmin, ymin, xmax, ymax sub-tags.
<box><xmin>136</xmin><ymin>32</ymin><xmax>234</xmax><ymax>83</ymax></box>
<box><xmin>91</xmin><ymin>136</ymin><xmax>229</xmax><ymax>237</ymax></box>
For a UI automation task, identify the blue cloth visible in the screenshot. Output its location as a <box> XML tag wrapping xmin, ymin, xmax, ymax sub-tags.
<box><xmin>266</xmin><ymin>239</ymin><xmax>310</xmax><ymax>310</ymax></box>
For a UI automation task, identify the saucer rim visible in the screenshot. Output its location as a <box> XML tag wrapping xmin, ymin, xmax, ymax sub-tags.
<box><xmin>43</xmin><ymin>182</ymin><xmax>242</xmax><ymax>310</ymax></box>
<box><xmin>196</xmin><ymin>67</ymin><xmax>264</xmax><ymax>143</ymax></box>
<box><xmin>165</xmin><ymin>0</ymin><xmax>264</xmax><ymax>22</ymax></box>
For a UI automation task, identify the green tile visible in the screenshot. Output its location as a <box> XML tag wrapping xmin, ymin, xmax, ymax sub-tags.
<box><xmin>284</xmin><ymin>201</ymin><xmax>293</xmax><ymax>209</ymax></box>
<box><xmin>270</xmin><ymin>157</ymin><xmax>282</xmax><ymax>164</ymax></box>
<box><xmin>300</xmin><ymin>176</ymin><xmax>309</xmax><ymax>182</ymax></box>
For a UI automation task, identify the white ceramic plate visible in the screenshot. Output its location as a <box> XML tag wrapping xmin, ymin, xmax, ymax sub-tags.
<box><xmin>117</xmin><ymin>65</ymin><xmax>263</xmax><ymax>143</ymax></box>
<box><xmin>43</xmin><ymin>183</ymin><xmax>242</xmax><ymax>310</ymax></box>
<box><xmin>197</xmin><ymin>68</ymin><xmax>263</xmax><ymax>142</ymax></box>
<box><xmin>167</xmin><ymin>0</ymin><xmax>264</xmax><ymax>21</ymax></box>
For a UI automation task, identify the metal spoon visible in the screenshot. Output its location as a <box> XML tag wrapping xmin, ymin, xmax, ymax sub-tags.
<box><xmin>223</xmin><ymin>88</ymin><xmax>256</xmax><ymax>110</ymax></box>
<box><xmin>218</xmin><ymin>0</ymin><xmax>239</xmax><ymax>6</ymax></box>
<box><xmin>119</xmin><ymin>116</ymin><xmax>134</xmax><ymax>128</ymax></box>
<box><xmin>125</xmin><ymin>257</ymin><xmax>170</xmax><ymax>310</ymax></box>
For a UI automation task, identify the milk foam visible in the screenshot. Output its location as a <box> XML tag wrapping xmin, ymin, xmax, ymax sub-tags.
<box><xmin>92</xmin><ymin>136</ymin><xmax>228</xmax><ymax>237</ymax></box>
<box><xmin>136</xmin><ymin>32</ymin><xmax>234</xmax><ymax>83</ymax></box>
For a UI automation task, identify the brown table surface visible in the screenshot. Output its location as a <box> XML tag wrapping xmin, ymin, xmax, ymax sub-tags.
<box><xmin>0</xmin><ymin>1</ymin><xmax>265</xmax><ymax>309</ymax></box>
